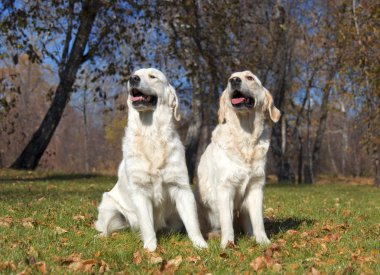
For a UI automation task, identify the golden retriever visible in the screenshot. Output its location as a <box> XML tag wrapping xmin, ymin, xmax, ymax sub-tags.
<box><xmin>95</xmin><ymin>68</ymin><xmax>207</xmax><ymax>251</ymax></box>
<box><xmin>195</xmin><ymin>71</ymin><xmax>280</xmax><ymax>248</ymax></box>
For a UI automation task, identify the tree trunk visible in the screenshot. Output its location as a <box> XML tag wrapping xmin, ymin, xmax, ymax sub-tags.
<box><xmin>11</xmin><ymin>1</ymin><xmax>101</xmax><ymax>169</ymax></box>
<box><xmin>270</xmin><ymin>3</ymin><xmax>295</xmax><ymax>183</ymax></box>
<box><xmin>312</xmin><ymin>70</ymin><xmax>335</xmax><ymax>173</ymax></box>
<box><xmin>374</xmin><ymin>145</ymin><xmax>380</xmax><ymax>186</ymax></box>
<box><xmin>297</xmin><ymin>136</ymin><xmax>303</xmax><ymax>184</ymax></box>
<box><xmin>304</xmin><ymin>96</ymin><xmax>315</xmax><ymax>184</ymax></box>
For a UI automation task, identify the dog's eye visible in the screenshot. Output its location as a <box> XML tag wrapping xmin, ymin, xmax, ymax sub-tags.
<box><xmin>149</xmin><ymin>74</ymin><xmax>157</xmax><ymax>79</ymax></box>
<box><xmin>246</xmin><ymin>76</ymin><xmax>254</xmax><ymax>81</ymax></box>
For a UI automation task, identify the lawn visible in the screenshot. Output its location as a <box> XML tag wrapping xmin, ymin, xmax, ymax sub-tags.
<box><xmin>0</xmin><ymin>169</ymin><xmax>379</xmax><ymax>274</ymax></box>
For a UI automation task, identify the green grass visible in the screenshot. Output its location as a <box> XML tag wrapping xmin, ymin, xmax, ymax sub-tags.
<box><xmin>0</xmin><ymin>169</ymin><xmax>379</xmax><ymax>274</ymax></box>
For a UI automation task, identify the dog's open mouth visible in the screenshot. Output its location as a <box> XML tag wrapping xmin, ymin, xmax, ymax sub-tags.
<box><xmin>130</xmin><ymin>88</ymin><xmax>157</xmax><ymax>107</ymax></box>
<box><xmin>231</xmin><ymin>91</ymin><xmax>255</xmax><ymax>108</ymax></box>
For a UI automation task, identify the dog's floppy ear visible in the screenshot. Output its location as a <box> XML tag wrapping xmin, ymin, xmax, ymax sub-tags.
<box><xmin>264</xmin><ymin>88</ymin><xmax>281</xmax><ymax>123</ymax></box>
<box><xmin>218</xmin><ymin>89</ymin><xmax>228</xmax><ymax>124</ymax></box>
<box><xmin>167</xmin><ymin>84</ymin><xmax>181</xmax><ymax>121</ymax></box>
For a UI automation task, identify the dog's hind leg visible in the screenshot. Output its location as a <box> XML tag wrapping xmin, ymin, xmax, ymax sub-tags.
<box><xmin>95</xmin><ymin>193</ymin><xmax>129</xmax><ymax>236</ymax></box>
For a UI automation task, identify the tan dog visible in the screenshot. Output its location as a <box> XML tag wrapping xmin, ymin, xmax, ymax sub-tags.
<box><xmin>195</xmin><ymin>71</ymin><xmax>280</xmax><ymax>248</ymax></box>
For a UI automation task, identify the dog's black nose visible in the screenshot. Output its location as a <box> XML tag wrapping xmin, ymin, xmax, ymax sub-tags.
<box><xmin>229</xmin><ymin>77</ymin><xmax>242</xmax><ymax>86</ymax></box>
<box><xmin>129</xmin><ymin>75</ymin><xmax>140</xmax><ymax>86</ymax></box>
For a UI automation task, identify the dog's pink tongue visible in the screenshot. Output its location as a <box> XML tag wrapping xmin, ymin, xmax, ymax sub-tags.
<box><xmin>231</xmin><ymin>97</ymin><xmax>246</xmax><ymax>105</ymax></box>
<box><xmin>130</xmin><ymin>96</ymin><xmax>144</xmax><ymax>102</ymax></box>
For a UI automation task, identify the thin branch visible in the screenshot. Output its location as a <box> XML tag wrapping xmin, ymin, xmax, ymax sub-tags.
<box><xmin>59</xmin><ymin>0</ymin><xmax>75</xmax><ymax>77</ymax></box>
<box><xmin>40</xmin><ymin>41</ymin><xmax>60</xmax><ymax>65</ymax></box>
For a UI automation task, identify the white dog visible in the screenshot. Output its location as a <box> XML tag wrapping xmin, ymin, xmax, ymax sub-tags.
<box><xmin>95</xmin><ymin>68</ymin><xmax>207</xmax><ymax>251</ymax></box>
<box><xmin>195</xmin><ymin>71</ymin><xmax>281</xmax><ymax>248</ymax></box>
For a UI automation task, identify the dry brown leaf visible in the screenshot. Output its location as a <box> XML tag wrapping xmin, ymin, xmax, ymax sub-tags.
<box><xmin>310</xmin><ymin>267</ymin><xmax>320</xmax><ymax>275</ymax></box>
<box><xmin>148</xmin><ymin>253</ymin><xmax>163</xmax><ymax>264</ymax></box>
<box><xmin>219</xmin><ymin>252</ymin><xmax>228</xmax><ymax>258</ymax></box>
<box><xmin>17</xmin><ymin>267</ymin><xmax>32</xmax><ymax>275</ymax></box>
<box><xmin>250</xmin><ymin>256</ymin><xmax>266</xmax><ymax>271</ymax></box>
<box><xmin>82</xmin><ymin>259</ymin><xmax>97</xmax><ymax>272</ymax></box>
<box><xmin>34</xmin><ymin>261</ymin><xmax>47</xmax><ymax>274</ymax></box>
<box><xmin>68</xmin><ymin>261</ymin><xmax>83</xmax><ymax>272</ymax></box>
<box><xmin>320</xmin><ymin>243</ymin><xmax>328</xmax><ymax>254</ymax></box>
<box><xmin>264</xmin><ymin>243</ymin><xmax>281</xmax><ymax>257</ymax></box>
<box><xmin>0</xmin><ymin>261</ymin><xmax>17</xmax><ymax>272</ymax></box>
<box><xmin>21</xmin><ymin>219</ymin><xmax>34</xmax><ymax>228</ymax></box>
<box><xmin>226</xmin><ymin>241</ymin><xmax>236</xmax><ymax>249</ymax></box>
<box><xmin>167</xmin><ymin>256</ymin><xmax>182</xmax><ymax>267</ymax></box>
<box><xmin>159</xmin><ymin>256</ymin><xmax>182</xmax><ymax>273</ymax></box>
<box><xmin>98</xmin><ymin>260</ymin><xmax>109</xmax><ymax>274</ymax></box>
<box><xmin>271</xmin><ymin>263</ymin><xmax>282</xmax><ymax>272</ymax></box>
<box><xmin>276</xmin><ymin>239</ymin><xmax>286</xmax><ymax>246</ymax></box>
<box><xmin>186</xmin><ymin>256</ymin><xmax>201</xmax><ymax>263</ymax></box>
<box><xmin>59</xmin><ymin>253</ymin><xmax>82</xmax><ymax>265</ymax></box>
<box><xmin>286</xmin><ymin>229</ymin><xmax>299</xmax><ymax>235</ymax></box>
<box><xmin>73</xmin><ymin>214</ymin><xmax>85</xmax><ymax>221</ymax></box>
<box><xmin>0</xmin><ymin>216</ymin><xmax>13</xmax><ymax>227</ymax></box>
<box><xmin>321</xmin><ymin>224</ymin><xmax>333</xmax><ymax>231</ymax></box>
<box><xmin>55</xmin><ymin>226</ymin><xmax>68</xmax><ymax>235</ymax></box>
<box><xmin>290</xmin><ymin>263</ymin><xmax>299</xmax><ymax>270</ymax></box>
<box><xmin>133</xmin><ymin>251</ymin><xmax>142</xmax><ymax>265</ymax></box>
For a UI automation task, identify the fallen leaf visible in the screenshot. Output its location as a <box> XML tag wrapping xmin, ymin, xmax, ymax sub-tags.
<box><xmin>148</xmin><ymin>253</ymin><xmax>163</xmax><ymax>264</ymax></box>
<box><xmin>59</xmin><ymin>253</ymin><xmax>82</xmax><ymax>265</ymax></box>
<box><xmin>98</xmin><ymin>260</ymin><xmax>109</xmax><ymax>274</ymax></box>
<box><xmin>310</xmin><ymin>267</ymin><xmax>320</xmax><ymax>275</ymax></box>
<box><xmin>0</xmin><ymin>261</ymin><xmax>17</xmax><ymax>272</ymax></box>
<box><xmin>186</xmin><ymin>256</ymin><xmax>201</xmax><ymax>263</ymax></box>
<box><xmin>219</xmin><ymin>252</ymin><xmax>228</xmax><ymax>258</ymax></box>
<box><xmin>21</xmin><ymin>218</ymin><xmax>34</xmax><ymax>228</ymax></box>
<box><xmin>34</xmin><ymin>261</ymin><xmax>47</xmax><ymax>274</ymax></box>
<box><xmin>159</xmin><ymin>256</ymin><xmax>182</xmax><ymax>273</ymax></box>
<box><xmin>250</xmin><ymin>256</ymin><xmax>266</xmax><ymax>271</ymax></box>
<box><xmin>290</xmin><ymin>263</ymin><xmax>299</xmax><ymax>270</ymax></box>
<box><xmin>321</xmin><ymin>224</ymin><xmax>333</xmax><ymax>231</ymax></box>
<box><xmin>226</xmin><ymin>241</ymin><xmax>236</xmax><ymax>249</ymax></box>
<box><xmin>82</xmin><ymin>259</ymin><xmax>97</xmax><ymax>272</ymax></box>
<box><xmin>55</xmin><ymin>226</ymin><xmax>68</xmax><ymax>235</ymax></box>
<box><xmin>0</xmin><ymin>216</ymin><xmax>12</xmax><ymax>227</ymax></box>
<box><xmin>133</xmin><ymin>251</ymin><xmax>142</xmax><ymax>265</ymax></box>
<box><xmin>17</xmin><ymin>267</ymin><xmax>31</xmax><ymax>275</ymax></box>
<box><xmin>167</xmin><ymin>255</ymin><xmax>182</xmax><ymax>267</ymax></box>
<box><xmin>271</xmin><ymin>262</ymin><xmax>282</xmax><ymax>272</ymax></box>
<box><xmin>73</xmin><ymin>214</ymin><xmax>85</xmax><ymax>221</ymax></box>
<box><xmin>286</xmin><ymin>229</ymin><xmax>299</xmax><ymax>235</ymax></box>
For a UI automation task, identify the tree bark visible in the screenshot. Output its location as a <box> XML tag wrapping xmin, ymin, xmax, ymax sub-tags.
<box><xmin>312</xmin><ymin>68</ymin><xmax>336</xmax><ymax>173</ymax></box>
<box><xmin>374</xmin><ymin>145</ymin><xmax>380</xmax><ymax>186</ymax></box>
<box><xmin>270</xmin><ymin>3</ymin><xmax>295</xmax><ymax>182</ymax></box>
<box><xmin>11</xmin><ymin>1</ymin><xmax>101</xmax><ymax>169</ymax></box>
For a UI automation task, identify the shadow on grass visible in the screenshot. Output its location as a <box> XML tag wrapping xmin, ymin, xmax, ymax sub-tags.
<box><xmin>265</xmin><ymin>217</ymin><xmax>314</xmax><ymax>237</ymax></box>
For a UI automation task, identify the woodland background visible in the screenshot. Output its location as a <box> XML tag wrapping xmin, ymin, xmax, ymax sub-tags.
<box><xmin>0</xmin><ymin>0</ymin><xmax>379</xmax><ymax>185</ymax></box>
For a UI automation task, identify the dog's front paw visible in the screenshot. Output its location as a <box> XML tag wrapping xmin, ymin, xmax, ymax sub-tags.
<box><xmin>191</xmin><ymin>237</ymin><xmax>208</xmax><ymax>249</ymax></box>
<box><xmin>255</xmin><ymin>233</ymin><xmax>270</xmax><ymax>245</ymax></box>
<box><xmin>144</xmin><ymin>239</ymin><xmax>157</xmax><ymax>251</ymax></box>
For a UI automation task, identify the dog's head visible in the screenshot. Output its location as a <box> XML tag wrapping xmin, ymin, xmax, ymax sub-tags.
<box><xmin>127</xmin><ymin>68</ymin><xmax>180</xmax><ymax>121</ymax></box>
<box><xmin>218</xmin><ymin>71</ymin><xmax>281</xmax><ymax>123</ymax></box>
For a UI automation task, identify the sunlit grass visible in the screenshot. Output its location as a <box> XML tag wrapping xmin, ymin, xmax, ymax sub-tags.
<box><xmin>0</xmin><ymin>169</ymin><xmax>379</xmax><ymax>274</ymax></box>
